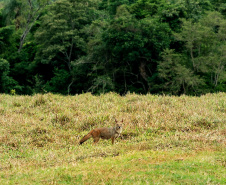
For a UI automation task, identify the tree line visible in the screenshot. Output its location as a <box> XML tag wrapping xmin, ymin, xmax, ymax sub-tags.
<box><xmin>0</xmin><ymin>0</ymin><xmax>225</xmax><ymax>95</ymax></box>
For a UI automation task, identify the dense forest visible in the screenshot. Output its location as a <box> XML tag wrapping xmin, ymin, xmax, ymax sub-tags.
<box><xmin>0</xmin><ymin>0</ymin><xmax>225</xmax><ymax>95</ymax></box>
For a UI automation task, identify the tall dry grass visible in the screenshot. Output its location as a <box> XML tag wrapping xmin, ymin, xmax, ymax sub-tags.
<box><xmin>0</xmin><ymin>92</ymin><xmax>225</xmax><ymax>148</ymax></box>
<box><xmin>0</xmin><ymin>92</ymin><xmax>225</xmax><ymax>184</ymax></box>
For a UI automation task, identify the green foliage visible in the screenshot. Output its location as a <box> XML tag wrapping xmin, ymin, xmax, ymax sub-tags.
<box><xmin>87</xmin><ymin>5</ymin><xmax>171</xmax><ymax>94</ymax></box>
<box><xmin>35</xmin><ymin>0</ymin><xmax>94</xmax><ymax>94</ymax></box>
<box><xmin>0</xmin><ymin>0</ymin><xmax>225</xmax><ymax>95</ymax></box>
<box><xmin>0</xmin><ymin>25</ymin><xmax>15</xmax><ymax>54</ymax></box>
<box><xmin>130</xmin><ymin>0</ymin><xmax>160</xmax><ymax>19</ymax></box>
<box><xmin>0</xmin><ymin>58</ymin><xmax>9</xmax><ymax>74</ymax></box>
<box><xmin>168</xmin><ymin>12</ymin><xmax>225</xmax><ymax>94</ymax></box>
<box><xmin>10</xmin><ymin>89</ymin><xmax>16</xmax><ymax>95</ymax></box>
<box><xmin>158</xmin><ymin>49</ymin><xmax>204</xmax><ymax>95</ymax></box>
<box><xmin>100</xmin><ymin>0</ymin><xmax>130</xmax><ymax>15</ymax></box>
<box><xmin>0</xmin><ymin>58</ymin><xmax>18</xmax><ymax>93</ymax></box>
<box><xmin>45</xmin><ymin>68</ymin><xmax>70</xmax><ymax>94</ymax></box>
<box><xmin>88</xmin><ymin>75</ymin><xmax>115</xmax><ymax>94</ymax></box>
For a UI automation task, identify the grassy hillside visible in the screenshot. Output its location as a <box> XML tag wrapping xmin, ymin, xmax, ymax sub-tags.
<box><xmin>0</xmin><ymin>92</ymin><xmax>225</xmax><ymax>184</ymax></box>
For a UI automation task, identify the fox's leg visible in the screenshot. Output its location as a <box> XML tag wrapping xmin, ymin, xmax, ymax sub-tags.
<box><xmin>93</xmin><ymin>137</ymin><xmax>100</xmax><ymax>145</ymax></box>
<box><xmin>111</xmin><ymin>137</ymin><xmax>115</xmax><ymax>145</ymax></box>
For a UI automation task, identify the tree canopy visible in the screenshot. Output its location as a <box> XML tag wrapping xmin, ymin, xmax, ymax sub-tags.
<box><xmin>0</xmin><ymin>0</ymin><xmax>225</xmax><ymax>95</ymax></box>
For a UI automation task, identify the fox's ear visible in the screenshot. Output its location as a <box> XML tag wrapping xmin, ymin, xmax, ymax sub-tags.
<box><xmin>115</xmin><ymin>118</ymin><xmax>118</xmax><ymax>123</ymax></box>
<box><xmin>121</xmin><ymin>119</ymin><xmax>123</xmax><ymax>123</ymax></box>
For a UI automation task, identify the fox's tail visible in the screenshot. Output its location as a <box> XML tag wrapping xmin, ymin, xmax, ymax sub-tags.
<box><xmin>79</xmin><ymin>131</ymin><xmax>92</xmax><ymax>145</ymax></box>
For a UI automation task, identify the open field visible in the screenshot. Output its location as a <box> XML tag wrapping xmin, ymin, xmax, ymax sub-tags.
<box><xmin>0</xmin><ymin>92</ymin><xmax>225</xmax><ymax>184</ymax></box>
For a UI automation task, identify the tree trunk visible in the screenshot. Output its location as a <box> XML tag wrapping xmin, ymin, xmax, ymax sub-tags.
<box><xmin>18</xmin><ymin>14</ymin><xmax>40</xmax><ymax>52</ymax></box>
<box><xmin>67</xmin><ymin>78</ymin><xmax>74</xmax><ymax>95</ymax></box>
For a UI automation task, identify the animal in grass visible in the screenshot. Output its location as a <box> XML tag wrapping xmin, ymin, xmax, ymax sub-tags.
<box><xmin>79</xmin><ymin>119</ymin><xmax>123</xmax><ymax>145</ymax></box>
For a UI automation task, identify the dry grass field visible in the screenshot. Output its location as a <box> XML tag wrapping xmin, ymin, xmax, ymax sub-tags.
<box><xmin>0</xmin><ymin>92</ymin><xmax>225</xmax><ymax>184</ymax></box>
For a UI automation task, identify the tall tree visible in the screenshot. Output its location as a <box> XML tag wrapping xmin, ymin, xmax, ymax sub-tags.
<box><xmin>159</xmin><ymin>11</ymin><xmax>226</xmax><ymax>94</ymax></box>
<box><xmin>35</xmin><ymin>0</ymin><xmax>94</xmax><ymax>94</ymax></box>
<box><xmin>158</xmin><ymin>49</ymin><xmax>204</xmax><ymax>94</ymax></box>
<box><xmin>83</xmin><ymin>4</ymin><xmax>171</xmax><ymax>94</ymax></box>
<box><xmin>3</xmin><ymin>0</ymin><xmax>50</xmax><ymax>52</ymax></box>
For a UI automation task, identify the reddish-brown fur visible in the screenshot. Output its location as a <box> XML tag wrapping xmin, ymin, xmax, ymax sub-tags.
<box><xmin>79</xmin><ymin>119</ymin><xmax>123</xmax><ymax>145</ymax></box>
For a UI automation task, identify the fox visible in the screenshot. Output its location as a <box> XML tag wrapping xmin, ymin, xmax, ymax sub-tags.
<box><xmin>79</xmin><ymin>119</ymin><xmax>123</xmax><ymax>145</ymax></box>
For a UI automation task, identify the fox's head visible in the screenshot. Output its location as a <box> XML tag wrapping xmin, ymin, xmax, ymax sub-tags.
<box><xmin>115</xmin><ymin>119</ymin><xmax>123</xmax><ymax>133</ymax></box>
